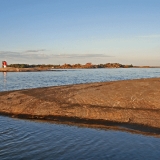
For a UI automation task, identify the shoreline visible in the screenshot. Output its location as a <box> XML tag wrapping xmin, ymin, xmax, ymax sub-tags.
<box><xmin>0</xmin><ymin>78</ymin><xmax>160</xmax><ymax>134</ymax></box>
<box><xmin>0</xmin><ymin>67</ymin><xmax>49</xmax><ymax>72</ymax></box>
<box><xmin>0</xmin><ymin>67</ymin><xmax>160</xmax><ymax>72</ymax></box>
<box><xmin>1</xmin><ymin>112</ymin><xmax>160</xmax><ymax>137</ymax></box>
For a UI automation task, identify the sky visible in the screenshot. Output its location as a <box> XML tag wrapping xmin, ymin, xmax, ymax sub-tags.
<box><xmin>0</xmin><ymin>0</ymin><xmax>160</xmax><ymax>66</ymax></box>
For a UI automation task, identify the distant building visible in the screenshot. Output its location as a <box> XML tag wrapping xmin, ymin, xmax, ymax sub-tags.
<box><xmin>2</xmin><ymin>61</ymin><xmax>7</xmax><ymax>68</ymax></box>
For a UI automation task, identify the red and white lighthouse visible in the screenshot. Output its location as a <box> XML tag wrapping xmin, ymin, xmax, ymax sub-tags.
<box><xmin>2</xmin><ymin>61</ymin><xmax>7</xmax><ymax>68</ymax></box>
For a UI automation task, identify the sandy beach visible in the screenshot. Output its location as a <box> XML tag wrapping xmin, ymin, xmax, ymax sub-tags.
<box><xmin>0</xmin><ymin>78</ymin><xmax>160</xmax><ymax>133</ymax></box>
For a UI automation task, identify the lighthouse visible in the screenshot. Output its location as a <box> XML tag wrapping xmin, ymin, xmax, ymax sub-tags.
<box><xmin>2</xmin><ymin>61</ymin><xmax>7</xmax><ymax>68</ymax></box>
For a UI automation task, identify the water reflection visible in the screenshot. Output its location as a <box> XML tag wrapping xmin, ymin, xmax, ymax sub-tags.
<box><xmin>1</xmin><ymin>115</ymin><xmax>160</xmax><ymax>160</ymax></box>
<box><xmin>4</xmin><ymin>113</ymin><xmax>160</xmax><ymax>137</ymax></box>
<box><xmin>3</xmin><ymin>72</ymin><xmax>7</xmax><ymax>91</ymax></box>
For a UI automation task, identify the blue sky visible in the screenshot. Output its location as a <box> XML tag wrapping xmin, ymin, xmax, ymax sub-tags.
<box><xmin>0</xmin><ymin>0</ymin><xmax>160</xmax><ymax>65</ymax></box>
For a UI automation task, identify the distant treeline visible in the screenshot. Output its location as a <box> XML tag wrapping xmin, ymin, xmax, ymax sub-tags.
<box><xmin>8</xmin><ymin>64</ymin><xmax>58</xmax><ymax>68</ymax></box>
<box><xmin>8</xmin><ymin>63</ymin><xmax>133</xmax><ymax>69</ymax></box>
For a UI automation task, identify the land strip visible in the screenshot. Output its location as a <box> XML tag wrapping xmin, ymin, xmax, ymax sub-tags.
<box><xmin>1</xmin><ymin>65</ymin><xmax>160</xmax><ymax>72</ymax></box>
<box><xmin>0</xmin><ymin>78</ymin><xmax>160</xmax><ymax>134</ymax></box>
<box><xmin>0</xmin><ymin>67</ymin><xmax>48</xmax><ymax>72</ymax></box>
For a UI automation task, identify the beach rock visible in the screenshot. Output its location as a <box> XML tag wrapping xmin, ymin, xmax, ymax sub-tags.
<box><xmin>0</xmin><ymin>78</ymin><xmax>160</xmax><ymax>131</ymax></box>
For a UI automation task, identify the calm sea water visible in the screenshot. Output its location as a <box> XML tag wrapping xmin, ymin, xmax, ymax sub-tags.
<box><xmin>0</xmin><ymin>68</ymin><xmax>160</xmax><ymax>91</ymax></box>
<box><xmin>0</xmin><ymin>68</ymin><xmax>160</xmax><ymax>160</ymax></box>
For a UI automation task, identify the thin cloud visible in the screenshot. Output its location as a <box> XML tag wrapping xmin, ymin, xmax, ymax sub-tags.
<box><xmin>52</xmin><ymin>54</ymin><xmax>113</xmax><ymax>58</ymax></box>
<box><xmin>0</xmin><ymin>50</ymin><xmax>49</xmax><ymax>60</ymax></box>
<box><xmin>0</xmin><ymin>51</ymin><xmax>20</xmax><ymax>58</ymax></box>
<box><xmin>137</xmin><ymin>35</ymin><xmax>160</xmax><ymax>38</ymax></box>
<box><xmin>0</xmin><ymin>51</ymin><xmax>113</xmax><ymax>63</ymax></box>
<box><xmin>25</xmin><ymin>49</ymin><xmax>46</xmax><ymax>53</ymax></box>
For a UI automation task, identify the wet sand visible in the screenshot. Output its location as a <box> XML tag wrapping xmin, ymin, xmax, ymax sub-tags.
<box><xmin>0</xmin><ymin>78</ymin><xmax>160</xmax><ymax>133</ymax></box>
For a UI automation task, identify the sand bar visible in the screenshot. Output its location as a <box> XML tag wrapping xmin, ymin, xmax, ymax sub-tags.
<box><xmin>0</xmin><ymin>78</ymin><xmax>160</xmax><ymax>133</ymax></box>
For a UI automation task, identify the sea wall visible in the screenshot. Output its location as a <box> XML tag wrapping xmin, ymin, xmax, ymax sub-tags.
<box><xmin>0</xmin><ymin>78</ymin><xmax>160</xmax><ymax>131</ymax></box>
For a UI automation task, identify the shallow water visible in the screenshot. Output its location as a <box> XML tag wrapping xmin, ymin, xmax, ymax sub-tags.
<box><xmin>0</xmin><ymin>68</ymin><xmax>160</xmax><ymax>159</ymax></box>
<box><xmin>0</xmin><ymin>116</ymin><xmax>160</xmax><ymax>160</ymax></box>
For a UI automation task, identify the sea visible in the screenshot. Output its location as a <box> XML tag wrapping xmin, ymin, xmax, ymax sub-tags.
<box><xmin>0</xmin><ymin>68</ymin><xmax>160</xmax><ymax>160</ymax></box>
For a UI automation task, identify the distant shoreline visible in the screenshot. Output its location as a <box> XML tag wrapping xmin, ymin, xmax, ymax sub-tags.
<box><xmin>0</xmin><ymin>66</ymin><xmax>160</xmax><ymax>72</ymax></box>
<box><xmin>0</xmin><ymin>67</ymin><xmax>50</xmax><ymax>72</ymax></box>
